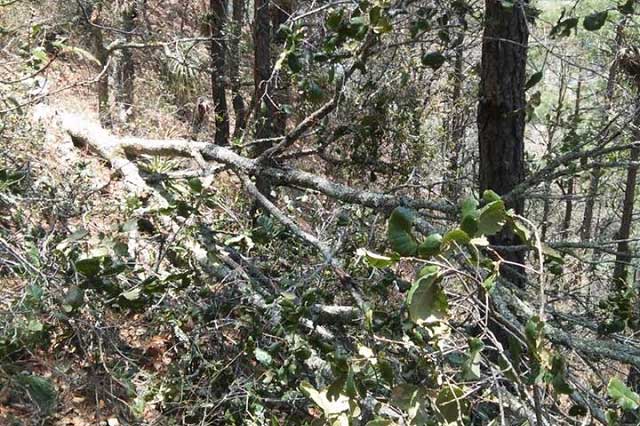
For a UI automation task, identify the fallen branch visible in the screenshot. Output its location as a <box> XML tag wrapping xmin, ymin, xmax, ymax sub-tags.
<box><xmin>35</xmin><ymin>105</ymin><xmax>454</xmax><ymax>216</ymax></box>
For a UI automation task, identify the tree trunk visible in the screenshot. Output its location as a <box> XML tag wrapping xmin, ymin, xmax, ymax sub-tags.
<box><xmin>581</xmin><ymin>20</ymin><xmax>625</xmax><ymax>241</ymax></box>
<box><xmin>612</xmin><ymin>94</ymin><xmax>640</xmax><ymax>287</ymax></box>
<box><xmin>230</xmin><ymin>0</ymin><xmax>246</xmax><ymax>139</ymax></box>
<box><xmin>541</xmin><ymin>70</ymin><xmax>569</xmax><ymax>241</ymax></box>
<box><xmin>252</xmin><ymin>0</ymin><xmax>275</xmax><ymax>214</ymax></box>
<box><xmin>561</xmin><ymin>178</ymin><xmax>574</xmax><ymax>238</ymax></box>
<box><xmin>271</xmin><ymin>0</ymin><xmax>294</xmax><ymax>137</ymax></box>
<box><xmin>254</xmin><ymin>0</ymin><xmax>274</xmax><ymax>145</ymax></box>
<box><xmin>623</xmin><ymin>91</ymin><xmax>640</xmax><ymax>400</ymax></box>
<box><xmin>444</xmin><ymin>13</ymin><xmax>466</xmax><ymax>203</ymax></box>
<box><xmin>210</xmin><ymin>0</ymin><xmax>230</xmax><ymax>145</ymax></box>
<box><xmin>114</xmin><ymin>2</ymin><xmax>137</xmax><ymax>124</ymax></box>
<box><xmin>87</xmin><ymin>3</ymin><xmax>111</xmax><ymax>128</ymax></box>
<box><xmin>560</xmin><ymin>80</ymin><xmax>581</xmax><ymax>239</ymax></box>
<box><xmin>477</xmin><ymin>0</ymin><xmax>528</xmax><ymax>285</ymax></box>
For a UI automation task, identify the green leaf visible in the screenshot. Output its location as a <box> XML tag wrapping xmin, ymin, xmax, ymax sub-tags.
<box><xmin>366</xmin><ymin>419</ymin><xmax>395</xmax><ymax>426</ymax></box>
<box><xmin>442</xmin><ymin>229</ymin><xmax>471</xmax><ymax>249</ymax></box>
<box><xmin>525</xmin><ymin>71</ymin><xmax>543</xmax><ymax>91</ymax></box>
<box><xmin>326</xmin><ymin>10</ymin><xmax>344</xmax><ymax>31</ymax></box>
<box><xmin>300</xmin><ymin>381</ymin><xmax>350</xmax><ymax>415</ymax></box>
<box><xmin>26</xmin><ymin>319</ymin><xmax>44</xmax><ymax>332</ymax></box>
<box><xmin>407</xmin><ymin>267</ymin><xmax>447</xmax><ymax>324</ymax></box>
<box><xmin>608</xmin><ymin>377</ymin><xmax>640</xmax><ymax>411</ymax></box>
<box><xmin>358</xmin><ymin>249</ymin><xmax>398</xmax><ymax>268</ymax></box>
<box><xmin>387</xmin><ymin>207</ymin><xmax>418</xmax><ymax>256</ymax></box>
<box><xmin>525</xmin><ymin>315</ymin><xmax>545</xmax><ymax>355</ymax></box>
<box><xmin>16</xmin><ymin>374</ymin><xmax>57</xmax><ymax>413</ymax></box>
<box><xmin>583</xmin><ymin>11</ymin><xmax>608</xmax><ymax>31</ymax></box>
<box><xmin>550</xmin><ymin>17</ymin><xmax>579</xmax><ymax>38</ymax></box>
<box><xmin>74</xmin><ymin>257</ymin><xmax>102</xmax><ymax>277</ymax></box>
<box><xmin>482</xmin><ymin>189</ymin><xmax>501</xmax><ymax>203</ymax></box>
<box><xmin>417</xmin><ymin>233</ymin><xmax>442</xmax><ymax>258</ymax></box>
<box><xmin>436</xmin><ymin>385</ymin><xmax>469</xmax><ymax>425</ymax></box>
<box><xmin>462</xmin><ymin>338</ymin><xmax>484</xmax><ymax>381</ymax></box>
<box><xmin>482</xmin><ymin>273</ymin><xmax>497</xmax><ymax>293</ymax></box>
<box><xmin>287</xmin><ymin>53</ymin><xmax>302</xmax><ymax>73</ymax></box>
<box><xmin>549</xmin><ymin>354</ymin><xmax>573</xmax><ymax>395</ymax></box>
<box><xmin>568</xmin><ymin>405</ymin><xmax>588</xmax><ymax>417</ymax></box>
<box><xmin>255</xmin><ymin>347</ymin><xmax>273</xmax><ymax>366</ymax></box>
<box><xmin>619</xmin><ymin>0</ymin><xmax>635</xmax><ymax>14</ymax></box>
<box><xmin>188</xmin><ymin>177</ymin><xmax>203</xmax><ymax>193</ymax></box>
<box><xmin>63</xmin><ymin>286</ymin><xmax>84</xmax><ymax>310</ymax></box>
<box><xmin>461</xmin><ymin>197</ymin><xmax>478</xmax><ymax>218</ymax></box>
<box><xmin>477</xmin><ymin>200</ymin><xmax>507</xmax><ymax>236</ymax></box>
<box><xmin>460</xmin><ymin>215</ymin><xmax>478</xmax><ymax>236</ymax></box>
<box><xmin>64</xmin><ymin>228</ymin><xmax>89</xmax><ymax>244</ymax></box>
<box><xmin>511</xmin><ymin>219</ymin><xmax>531</xmax><ymax>243</ymax></box>
<box><xmin>421</xmin><ymin>51</ymin><xmax>446</xmax><ymax>69</ymax></box>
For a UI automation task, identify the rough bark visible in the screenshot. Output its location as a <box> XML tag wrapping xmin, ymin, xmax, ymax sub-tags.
<box><xmin>114</xmin><ymin>2</ymin><xmax>137</xmax><ymax>124</ymax></box>
<box><xmin>252</xmin><ymin>0</ymin><xmax>275</xmax><ymax>213</ymax></box>
<box><xmin>271</xmin><ymin>0</ymin><xmax>294</xmax><ymax>137</ymax></box>
<box><xmin>478</xmin><ymin>0</ymin><xmax>528</xmax><ymax>284</ymax></box>
<box><xmin>230</xmin><ymin>0</ymin><xmax>246</xmax><ymax>138</ymax></box>
<box><xmin>612</xmin><ymin>94</ymin><xmax>640</xmax><ymax>287</ymax></box>
<box><xmin>86</xmin><ymin>3</ymin><xmax>111</xmax><ymax>128</ymax></box>
<box><xmin>210</xmin><ymin>0</ymin><xmax>230</xmax><ymax>145</ymax></box>
<box><xmin>253</xmin><ymin>0</ymin><xmax>274</xmax><ymax>146</ymax></box>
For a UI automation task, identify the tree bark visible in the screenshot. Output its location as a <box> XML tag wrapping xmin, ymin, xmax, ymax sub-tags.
<box><xmin>253</xmin><ymin>0</ymin><xmax>274</xmax><ymax>145</ymax></box>
<box><xmin>444</xmin><ymin>12</ymin><xmax>466</xmax><ymax>203</ymax></box>
<box><xmin>86</xmin><ymin>3</ymin><xmax>111</xmax><ymax>128</ymax></box>
<box><xmin>581</xmin><ymin>20</ymin><xmax>625</xmax><ymax>241</ymax></box>
<box><xmin>230</xmin><ymin>0</ymin><xmax>246</xmax><ymax>139</ymax></box>
<box><xmin>478</xmin><ymin>0</ymin><xmax>528</xmax><ymax>285</ymax></box>
<box><xmin>541</xmin><ymin>69</ymin><xmax>569</xmax><ymax>241</ymax></box>
<box><xmin>612</xmin><ymin>94</ymin><xmax>640</xmax><ymax>287</ymax></box>
<box><xmin>560</xmin><ymin>80</ymin><xmax>581</xmax><ymax>239</ymax></box>
<box><xmin>252</xmin><ymin>0</ymin><xmax>275</xmax><ymax>212</ymax></box>
<box><xmin>114</xmin><ymin>2</ymin><xmax>137</xmax><ymax>124</ymax></box>
<box><xmin>210</xmin><ymin>0</ymin><xmax>230</xmax><ymax>145</ymax></box>
<box><xmin>271</xmin><ymin>0</ymin><xmax>294</xmax><ymax>137</ymax></box>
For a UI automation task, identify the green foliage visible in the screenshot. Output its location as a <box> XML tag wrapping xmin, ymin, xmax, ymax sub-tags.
<box><xmin>15</xmin><ymin>374</ymin><xmax>57</xmax><ymax>413</ymax></box>
<box><xmin>407</xmin><ymin>265</ymin><xmax>446</xmax><ymax>324</ymax></box>
<box><xmin>608</xmin><ymin>377</ymin><xmax>640</xmax><ymax>411</ymax></box>
<box><xmin>421</xmin><ymin>51</ymin><xmax>446</xmax><ymax>69</ymax></box>
<box><xmin>583</xmin><ymin>10</ymin><xmax>608</xmax><ymax>31</ymax></box>
<box><xmin>387</xmin><ymin>207</ymin><xmax>418</xmax><ymax>256</ymax></box>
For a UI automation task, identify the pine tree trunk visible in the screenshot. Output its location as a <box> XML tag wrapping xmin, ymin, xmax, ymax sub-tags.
<box><xmin>210</xmin><ymin>0</ymin><xmax>230</xmax><ymax>145</ymax></box>
<box><xmin>252</xmin><ymin>0</ymin><xmax>274</xmax><ymax>211</ymax></box>
<box><xmin>477</xmin><ymin>0</ymin><xmax>528</xmax><ymax>286</ymax></box>
<box><xmin>230</xmin><ymin>0</ymin><xmax>246</xmax><ymax>139</ymax></box>
<box><xmin>114</xmin><ymin>3</ymin><xmax>136</xmax><ymax>124</ymax></box>
<box><xmin>87</xmin><ymin>3</ymin><xmax>111</xmax><ymax>128</ymax></box>
<box><xmin>271</xmin><ymin>0</ymin><xmax>294</xmax><ymax>137</ymax></box>
<box><xmin>612</xmin><ymin>94</ymin><xmax>640</xmax><ymax>287</ymax></box>
<box><xmin>253</xmin><ymin>0</ymin><xmax>274</xmax><ymax>145</ymax></box>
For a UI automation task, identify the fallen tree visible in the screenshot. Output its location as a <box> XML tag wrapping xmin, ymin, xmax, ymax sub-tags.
<box><xmin>30</xmin><ymin>105</ymin><xmax>640</xmax><ymax>424</ymax></box>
